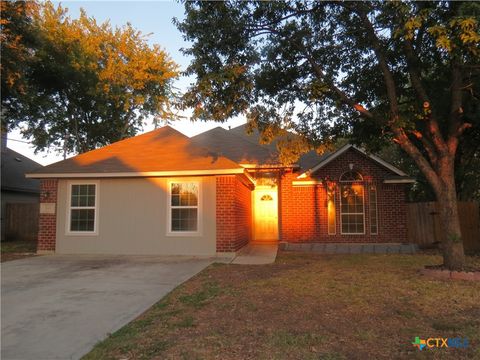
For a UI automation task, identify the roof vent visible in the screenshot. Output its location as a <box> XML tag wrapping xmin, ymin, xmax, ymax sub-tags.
<box><xmin>15</xmin><ymin>157</ymin><xmax>22</xmax><ymax>162</ymax></box>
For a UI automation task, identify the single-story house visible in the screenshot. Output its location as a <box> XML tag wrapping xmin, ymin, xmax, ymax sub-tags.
<box><xmin>26</xmin><ymin>125</ymin><xmax>414</xmax><ymax>256</ymax></box>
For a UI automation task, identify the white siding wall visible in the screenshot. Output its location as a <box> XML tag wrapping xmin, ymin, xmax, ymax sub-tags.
<box><xmin>56</xmin><ymin>177</ymin><xmax>216</xmax><ymax>255</ymax></box>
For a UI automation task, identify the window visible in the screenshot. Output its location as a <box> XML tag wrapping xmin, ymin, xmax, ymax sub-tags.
<box><xmin>68</xmin><ymin>182</ymin><xmax>98</xmax><ymax>234</ymax></box>
<box><xmin>169</xmin><ymin>182</ymin><xmax>200</xmax><ymax>234</ymax></box>
<box><xmin>369</xmin><ymin>185</ymin><xmax>378</xmax><ymax>235</ymax></box>
<box><xmin>327</xmin><ymin>185</ymin><xmax>336</xmax><ymax>235</ymax></box>
<box><xmin>339</xmin><ymin>170</ymin><xmax>363</xmax><ymax>182</ymax></box>
<box><xmin>340</xmin><ymin>171</ymin><xmax>364</xmax><ymax>234</ymax></box>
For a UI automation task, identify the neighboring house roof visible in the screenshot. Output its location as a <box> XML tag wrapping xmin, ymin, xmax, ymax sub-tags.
<box><xmin>191</xmin><ymin>127</ymin><xmax>277</xmax><ymax>165</ymax></box>
<box><xmin>27</xmin><ymin>126</ymin><xmax>245</xmax><ymax>179</ymax></box>
<box><xmin>1</xmin><ymin>148</ymin><xmax>42</xmax><ymax>193</ymax></box>
<box><xmin>298</xmin><ymin>144</ymin><xmax>415</xmax><ymax>183</ymax></box>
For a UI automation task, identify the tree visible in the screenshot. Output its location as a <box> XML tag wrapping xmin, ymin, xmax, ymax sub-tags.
<box><xmin>1</xmin><ymin>1</ymin><xmax>179</xmax><ymax>154</ymax></box>
<box><xmin>177</xmin><ymin>1</ymin><xmax>480</xmax><ymax>270</ymax></box>
<box><xmin>0</xmin><ymin>1</ymin><xmax>39</xmax><ymax>125</ymax></box>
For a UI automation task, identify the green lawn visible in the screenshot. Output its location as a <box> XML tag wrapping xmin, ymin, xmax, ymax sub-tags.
<box><xmin>84</xmin><ymin>252</ymin><xmax>480</xmax><ymax>360</ymax></box>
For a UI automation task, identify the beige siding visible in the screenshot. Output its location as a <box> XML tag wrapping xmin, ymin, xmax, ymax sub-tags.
<box><xmin>56</xmin><ymin>177</ymin><xmax>216</xmax><ymax>255</ymax></box>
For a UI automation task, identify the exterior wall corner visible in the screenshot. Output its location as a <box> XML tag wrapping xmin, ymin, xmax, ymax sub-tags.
<box><xmin>216</xmin><ymin>175</ymin><xmax>252</xmax><ymax>252</ymax></box>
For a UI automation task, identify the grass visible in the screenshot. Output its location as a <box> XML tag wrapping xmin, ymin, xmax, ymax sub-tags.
<box><xmin>83</xmin><ymin>252</ymin><xmax>480</xmax><ymax>360</ymax></box>
<box><xmin>1</xmin><ymin>240</ymin><xmax>37</xmax><ymax>262</ymax></box>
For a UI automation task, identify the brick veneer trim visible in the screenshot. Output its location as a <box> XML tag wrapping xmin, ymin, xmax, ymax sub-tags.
<box><xmin>37</xmin><ymin>179</ymin><xmax>58</xmax><ymax>252</ymax></box>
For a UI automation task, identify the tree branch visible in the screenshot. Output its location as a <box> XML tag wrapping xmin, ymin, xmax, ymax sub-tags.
<box><xmin>403</xmin><ymin>39</ymin><xmax>430</xmax><ymax>103</ymax></box>
<box><xmin>249</xmin><ymin>4</ymin><xmax>321</xmax><ymax>29</ymax></box>
<box><xmin>305</xmin><ymin>55</ymin><xmax>375</xmax><ymax>120</ymax></box>
<box><xmin>403</xmin><ymin>38</ymin><xmax>449</xmax><ymax>156</ymax></box>
<box><xmin>393</xmin><ymin>128</ymin><xmax>442</xmax><ymax>195</ymax></box>
<box><xmin>447</xmin><ymin>122</ymin><xmax>472</xmax><ymax>156</ymax></box>
<box><xmin>354</xmin><ymin>6</ymin><xmax>399</xmax><ymax>118</ymax></box>
<box><xmin>409</xmin><ymin>129</ymin><xmax>438</xmax><ymax>169</ymax></box>
<box><xmin>444</xmin><ymin>61</ymin><xmax>472</xmax><ymax>156</ymax></box>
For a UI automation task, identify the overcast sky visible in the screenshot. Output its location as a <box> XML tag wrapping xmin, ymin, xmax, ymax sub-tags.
<box><xmin>7</xmin><ymin>1</ymin><xmax>245</xmax><ymax>165</ymax></box>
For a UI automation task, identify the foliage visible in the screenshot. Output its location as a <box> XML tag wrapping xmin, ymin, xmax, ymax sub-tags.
<box><xmin>0</xmin><ymin>1</ymin><xmax>39</xmax><ymax>121</ymax></box>
<box><xmin>1</xmin><ymin>1</ymin><xmax>178</xmax><ymax>154</ymax></box>
<box><xmin>176</xmin><ymin>1</ymin><xmax>479</xmax><ymax>169</ymax></box>
<box><xmin>178</xmin><ymin>1</ymin><xmax>480</xmax><ymax>267</ymax></box>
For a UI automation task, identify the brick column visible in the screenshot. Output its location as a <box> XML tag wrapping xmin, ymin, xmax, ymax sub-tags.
<box><xmin>216</xmin><ymin>175</ymin><xmax>252</xmax><ymax>253</ymax></box>
<box><xmin>37</xmin><ymin>179</ymin><xmax>58</xmax><ymax>253</ymax></box>
<box><xmin>216</xmin><ymin>176</ymin><xmax>236</xmax><ymax>253</ymax></box>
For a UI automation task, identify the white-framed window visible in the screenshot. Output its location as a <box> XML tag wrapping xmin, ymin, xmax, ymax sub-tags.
<box><xmin>327</xmin><ymin>184</ymin><xmax>336</xmax><ymax>235</ymax></box>
<box><xmin>369</xmin><ymin>185</ymin><xmax>378</xmax><ymax>235</ymax></box>
<box><xmin>340</xmin><ymin>171</ymin><xmax>365</xmax><ymax>235</ymax></box>
<box><xmin>167</xmin><ymin>181</ymin><xmax>201</xmax><ymax>235</ymax></box>
<box><xmin>67</xmin><ymin>181</ymin><xmax>99</xmax><ymax>235</ymax></box>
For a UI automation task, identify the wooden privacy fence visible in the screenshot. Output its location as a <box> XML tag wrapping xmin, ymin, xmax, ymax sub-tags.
<box><xmin>5</xmin><ymin>203</ymin><xmax>39</xmax><ymax>242</ymax></box>
<box><xmin>407</xmin><ymin>201</ymin><xmax>480</xmax><ymax>252</ymax></box>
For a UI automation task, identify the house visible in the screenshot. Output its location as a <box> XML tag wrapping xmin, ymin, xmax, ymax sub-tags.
<box><xmin>1</xmin><ymin>138</ymin><xmax>42</xmax><ymax>241</ymax></box>
<box><xmin>26</xmin><ymin>124</ymin><xmax>414</xmax><ymax>256</ymax></box>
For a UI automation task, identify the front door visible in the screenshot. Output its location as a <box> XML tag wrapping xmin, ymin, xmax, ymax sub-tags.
<box><xmin>253</xmin><ymin>187</ymin><xmax>278</xmax><ymax>241</ymax></box>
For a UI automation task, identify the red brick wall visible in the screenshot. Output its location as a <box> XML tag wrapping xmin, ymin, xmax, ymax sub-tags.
<box><xmin>216</xmin><ymin>175</ymin><xmax>253</xmax><ymax>252</ymax></box>
<box><xmin>280</xmin><ymin>148</ymin><xmax>408</xmax><ymax>243</ymax></box>
<box><xmin>37</xmin><ymin>179</ymin><xmax>58</xmax><ymax>252</ymax></box>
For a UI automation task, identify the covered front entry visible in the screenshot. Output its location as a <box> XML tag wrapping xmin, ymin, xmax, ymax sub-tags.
<box><xmin>253</xmin><ymin>186</ymin><xmax>278</xmax><ymax>241</ymax></box>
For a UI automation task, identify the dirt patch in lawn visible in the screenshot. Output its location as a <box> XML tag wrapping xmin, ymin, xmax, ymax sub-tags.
<box><xmin>1</xmin><ymin>241</ymin><xmax>37</xmax><ymax>262</ymax></box>
<box><xmin>84</xmin><ymin>252</ymin><xmax>480</xmax><ymax>360</ymax></box>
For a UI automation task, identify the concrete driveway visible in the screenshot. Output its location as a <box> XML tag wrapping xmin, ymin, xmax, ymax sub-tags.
<box><xmin>1</xmin><ymin>255</ymin><xmax>212</xmax><ymax>360</ymax></box>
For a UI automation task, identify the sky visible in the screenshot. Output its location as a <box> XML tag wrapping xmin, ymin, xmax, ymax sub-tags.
<box><xmin>7</xmin><ymin>1</ymin><xmax>246</xmax><ymax>165</ymax></box>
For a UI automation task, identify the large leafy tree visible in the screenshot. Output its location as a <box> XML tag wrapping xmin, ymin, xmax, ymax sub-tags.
<box><xmin>0</xmin><ymin>1</ymin><xmax>39</xmax><ymax>123</ymax></box>
<box><xmin>177</xmin><ymin>1</ymin><xmax>480</xmax><ymax>269</ymax></box>
<box><xmin>1</xmin><ymin>1</ymin><xmax>178</xmax><ymax>154</ymax></box>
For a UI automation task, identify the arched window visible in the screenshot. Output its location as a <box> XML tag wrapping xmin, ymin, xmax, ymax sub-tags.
<box><xmin>339</xmin><ymin>171</ymin><xmax>364</xmax><ymax>234</ymax></box>
<box><xmin>260</xmin><ymin>194</ymin><xmax>273</xmax><ymax>201</ymax></box>
<box><xmin>339</xmin><ymin>170</ymin><xmax>363</xmax><ymax>182</ymax></box>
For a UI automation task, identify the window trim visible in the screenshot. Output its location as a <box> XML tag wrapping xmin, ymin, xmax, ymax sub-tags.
<box><xmin>339</xmin><ymin>183</ymin><xmax>366</xmax><ymax>235</ymax></box>
<box><xmin>369</xmin><ymin>184</ymin><xmax>379</xmax><ymax>235</ymax></box>
<box><xmin>166</xmin><ymin>180</ymin><xmax>202</xmax><ymax>237</ymax></box>
<box><xmin>327</xmin><ymin>185</ymin><xmax>336</xmax><ymax>235</ymax></box>
<box><xmin>339</xmin><ymin>170</ymin><xmax>363</xmax><ymax>182</ymax></box>
<box><xmin>66</xmin><ymin>180</ymin><xmax>99</xmax><ymax>236</ymax></box>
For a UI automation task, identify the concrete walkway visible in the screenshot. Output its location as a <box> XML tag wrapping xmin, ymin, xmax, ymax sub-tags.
<box><xmin>232</xmin><ymin>243</ymin><xmax>278</xmax><ymax>264</ymax></box>
<box><xmin>1</xmin><ymin>255</ymin><xmax>212</xmax><ymax>360</ymax></box>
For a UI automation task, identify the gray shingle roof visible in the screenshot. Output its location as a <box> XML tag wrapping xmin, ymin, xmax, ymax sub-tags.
<box><xmin>1</xmin><ymin>148</ymin><xmax>42</xmax><ymax>193</ymax></box>
<box><xmin>227</xmin><ymin>124</ymin><xmax>330</xmax><ymax>170</ymax></box>
<box><xmin>191</xmin><ymin>127</ymin><xmax>277</xmax><ymax>165</ymax></box>
<box><xmin>28</xmin><ymin>126</ymin><xmax>243</xmax><ymax>176</ymax></box>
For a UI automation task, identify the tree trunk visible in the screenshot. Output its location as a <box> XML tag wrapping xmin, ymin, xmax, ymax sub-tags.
<box><xmin>436</xmin><ymin>175</ymin><xmax>465</xmax><ymax>270</ymax></box>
